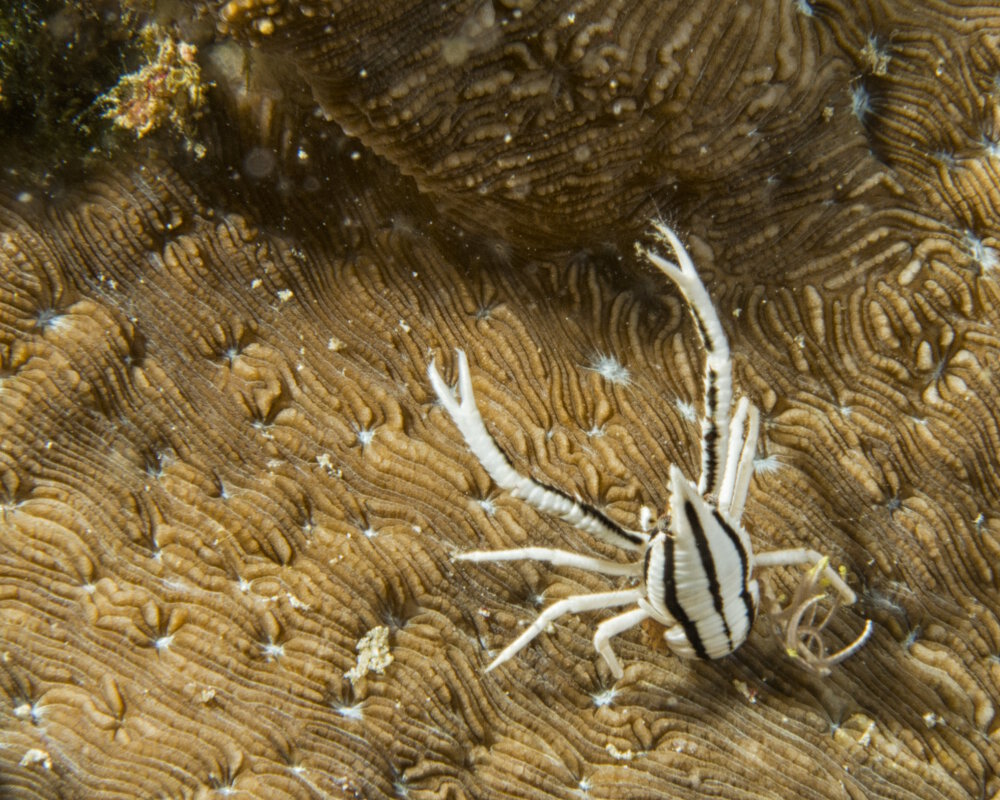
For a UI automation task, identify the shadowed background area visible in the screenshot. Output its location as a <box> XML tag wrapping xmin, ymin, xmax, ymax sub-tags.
<box><xmin>1</xmin><ymin>0</ymin><xmax>999</xmax><ymax>797</ymax></box>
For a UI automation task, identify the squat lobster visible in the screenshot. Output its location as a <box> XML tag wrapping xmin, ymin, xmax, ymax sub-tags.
<box><xmin>428</xmin><ymin>220</ymin><xmax>873</xmax><ymax>680</ymax></box>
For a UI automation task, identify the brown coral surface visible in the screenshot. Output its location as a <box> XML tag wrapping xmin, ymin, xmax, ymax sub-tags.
<box><xmin>2</xmin><ymin>1</ymin><xmax>1000</xmax><ymax>798</ymax></box>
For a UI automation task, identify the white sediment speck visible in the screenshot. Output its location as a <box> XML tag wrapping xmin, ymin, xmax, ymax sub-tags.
<box><xmin>605</xmin><ymin>742</ymin><xmax>644</xmax><ymax>761</ymax></box>
<box><xmin>19</xmin><ymin>749</ymin><xmax>52</xmax><ymax>769</ymax></box>
<box><xmin>857</xmin><ymin>719</ymin><xmax>877</xmax><ymax>747</ymax></box>
<box><xmin>286</xmin><ymin>592</ymin><xmax>310</xmax><ymax>611</ymax></box>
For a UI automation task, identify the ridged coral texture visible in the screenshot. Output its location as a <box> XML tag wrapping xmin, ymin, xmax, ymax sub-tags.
<box><xmin>1</xmin><ymin>0</ymin><xmax>999</xmax><ymax>798</ymax></box>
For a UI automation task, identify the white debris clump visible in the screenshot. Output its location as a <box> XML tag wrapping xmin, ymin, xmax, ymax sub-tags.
<box><xmin>19</xmin><ymin>749</ymin><xmax>52</xmax><ymax>769</ymax></box>
<box><xmin>345</xmin><ymin>625</ymin><xmax>393</xmax><ymax>685</ymax></box>
<box><xmin>605</xmin><ymin>742</ymin><xmax>645</xmax><ymax>761</ymax></box>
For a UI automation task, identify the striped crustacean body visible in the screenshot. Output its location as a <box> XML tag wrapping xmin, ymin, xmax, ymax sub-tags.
<box><xmin>428</xmin><ymin>220</ymin><xmax>872</xmax><ymax>680</ymax></box>
<box><xmin>643</xmin><ymin>466</ymin><xmax>758</xmax><ymax>660</ymax></box>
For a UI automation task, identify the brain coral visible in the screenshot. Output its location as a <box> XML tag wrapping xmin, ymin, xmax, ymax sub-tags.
<box><xmin>1</xmin><ymin>0</ymin><xmax>999</xmax><ymax>798</ymax></box>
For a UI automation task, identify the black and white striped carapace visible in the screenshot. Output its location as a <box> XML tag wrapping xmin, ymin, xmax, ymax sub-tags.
<box><xmin>427</xmin><ymin>220</ymin><xmax>872</xmax><ymax>680</ymax></box>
